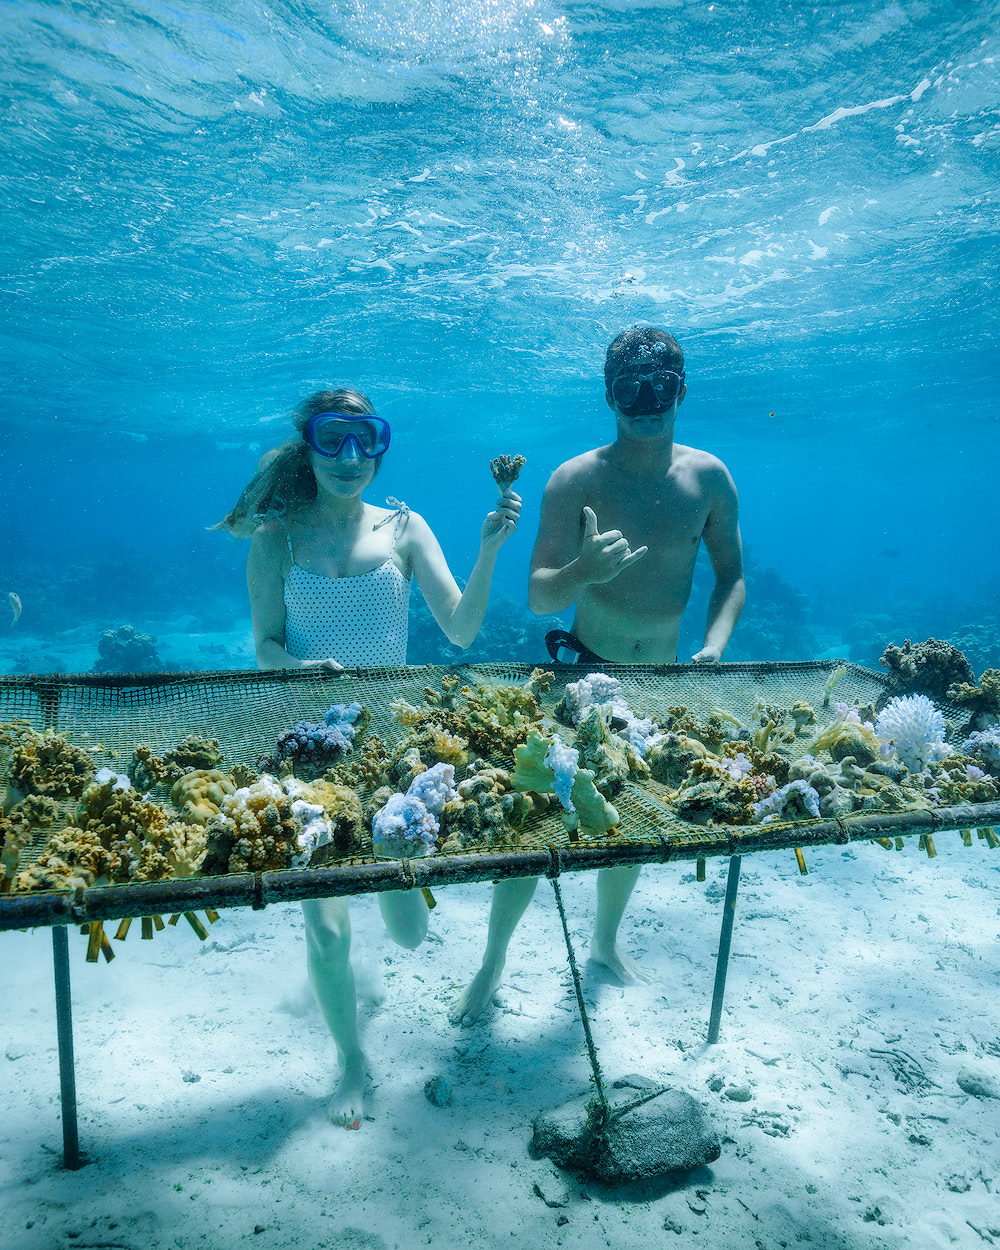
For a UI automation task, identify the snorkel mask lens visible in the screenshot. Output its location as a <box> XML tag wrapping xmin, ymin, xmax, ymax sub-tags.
<box><xmin>611</xmin><ymin>363</ymin><xmax>685</xmax><ymax>415</ymax></box>
<box><xmin>304</xmin><ymin>413</ymin><xmax>391</xmax><ymax>459</ymax></box>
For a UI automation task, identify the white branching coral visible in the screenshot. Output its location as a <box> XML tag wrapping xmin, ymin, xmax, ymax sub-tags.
<box><xmin>875</xmin><ymin>694</ymin><xmax>949</xmax><ymax>773</ymax></box>
<box><xmin>559</xmin><ymin>672</ymin><xmax>659</xmax><ymax>755</ymax></box>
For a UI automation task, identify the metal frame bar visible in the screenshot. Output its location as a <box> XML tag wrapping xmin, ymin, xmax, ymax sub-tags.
<box><xmin>4</xmin><ymin>800</ymin><xmax>998</xmax><ymax>932</ymax></box>
<box><xmin>51</xmin><ymin>926</ymin><xmax>81</xmax><ymax>1169</ymax></box>
<box><xmin>707</xmin><ymin>855</ymin><xmax>743</xmax><ymax>1044</ymax></box>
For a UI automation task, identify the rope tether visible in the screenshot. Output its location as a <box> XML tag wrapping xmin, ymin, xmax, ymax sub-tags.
<box><xmin>548</xmin><ymin>875</ymin><xmax>611</xmax><ymax>1137</ymax></box>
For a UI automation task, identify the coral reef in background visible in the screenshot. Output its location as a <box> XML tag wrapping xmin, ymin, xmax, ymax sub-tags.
<box><xmin>683</xmin><ymin>550</ymin><xmax>817</xmax><ymax>662</ymax></box>
<box><xmin>93</xmin><ymin>624</ymin><xmax>169</xmax><ymax>673</ymax></box>
<box><xmin>406</xmin><ymin>594</ymin><xmax>555</xmax><ymax>666</ymax></box>
<box><xmin>879</xmin><ymin>637</ymin><xmax>974</xmax><ymax>702</ymax></box>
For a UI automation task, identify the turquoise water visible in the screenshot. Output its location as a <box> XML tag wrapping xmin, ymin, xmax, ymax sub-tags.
<box><xmin>2</xmin><ymin>0</ymin><xmax>998</xmax><ymax>670</ymax></box>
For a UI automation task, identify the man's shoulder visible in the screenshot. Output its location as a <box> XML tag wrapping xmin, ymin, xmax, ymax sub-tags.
<box><xmin>675</xmin><ymin>443</ymin><xmax>736</xmax><ymax>484</ymax></box>
<box><xmin>674</xmin><ymin>442</ymin><xmax>729</xmax><ymax>470</ymax></box>
<box><xmin>547</xmin><ymin>446</ymin><xmax>612</xmax><ymax>490</ymax></box>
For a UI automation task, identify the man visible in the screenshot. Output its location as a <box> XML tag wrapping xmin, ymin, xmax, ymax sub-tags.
<box><xmin>449</xmin><ymin>325</ymin><xmax>744</xmax><ymax>1026</ymax></box>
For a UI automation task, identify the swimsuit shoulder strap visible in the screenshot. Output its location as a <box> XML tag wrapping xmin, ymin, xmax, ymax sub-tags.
<box><xmin>373</xmin><ymin>497</ymin><xmax>410</xmax><ymax>558</ymax></box>
<box><xmin>274</xmin><ymin>515</ymin><xmax>295</xmax><ymax>563</ymax></box>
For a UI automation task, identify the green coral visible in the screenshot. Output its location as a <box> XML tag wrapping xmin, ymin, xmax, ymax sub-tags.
<box><xmin>809</xmin><ymin>718</ymin><xmax>881</xmax><ymax>765</ymax></box>
<box><xmin>573</xmin><ymin>705</ymin><xmax>649</xmax><ymax>797</ymax></box>
<box><xmin>511</xmin><ymin>730</ymin><xmax>618</xmax><ymax>838</ymax></box>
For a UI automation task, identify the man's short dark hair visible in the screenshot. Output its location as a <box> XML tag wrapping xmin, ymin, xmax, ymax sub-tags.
<box><xmin>604</xmin><ymin>326</ymin><xmax>684</xmax><ymax>394</ymax></box>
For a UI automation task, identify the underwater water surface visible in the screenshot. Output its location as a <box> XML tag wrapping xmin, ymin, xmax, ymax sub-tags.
<box><xmin>1</xmin><ymin>0</ymin><xmax>998</xmax><ymax>670</ymax></box>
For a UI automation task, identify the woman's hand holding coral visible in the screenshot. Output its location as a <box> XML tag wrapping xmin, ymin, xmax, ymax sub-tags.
<box><xmin>480</xmin><ymin>488</ymin><xmax>521</xmax><ymax>555</ymax></box>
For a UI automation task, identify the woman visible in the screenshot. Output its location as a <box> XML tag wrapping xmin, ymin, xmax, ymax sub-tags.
<box><xmin>219</xmin><ymin>387</ymin><xmax>520</xmax><ymax>1128</ymax></box>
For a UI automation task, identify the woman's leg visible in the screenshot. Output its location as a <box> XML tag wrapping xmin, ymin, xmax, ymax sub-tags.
<box><xmin>590</xmin><ymin>865</ymin><xmax>654</xmax><ymax>985</ymax></box>
<box><xmin>448</xmin><ymin>875</ymin><xmax>539</xmax><ymax>1026</ymax></box>
<box><xmin>378</xmin><ymin>887</ymin><xmax>429</xmax><ymax>950</ymax></box>
<box><xmin>302</xmin><ymin>897</ymin><xmax>366</xmax><ymax>1129</ymax></box>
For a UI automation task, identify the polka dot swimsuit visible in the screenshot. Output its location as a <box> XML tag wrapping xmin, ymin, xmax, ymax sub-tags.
<box><xmin>280</xmin><ymin>505</ymin><xmax>411</xmax><ymax>665</ymax></box>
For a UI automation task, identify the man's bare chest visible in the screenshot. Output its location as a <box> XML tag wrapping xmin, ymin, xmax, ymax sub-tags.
<box><xmin>584</xmin><ymin>477</ymin><xmax>709</xmax><ymax>554</ymax></box>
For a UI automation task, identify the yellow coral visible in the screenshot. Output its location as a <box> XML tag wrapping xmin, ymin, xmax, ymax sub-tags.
<box><xmin>170</xmin><ymin>769</ymin><xmax>236</xmax><ymax>824</ymax></box>
<box><xmin>302</xmin><ymin>780</ymin><xmax>367</xmax><ymax>857</ymax></box>
<box><xmin>160</xmin><ymin>822</ymin><xmax>209</xmax><ymax>879</ymax></box>
<box><xmin>390</xmin><ymin>699</ymin><xmax>423</xmax><ymax>727</ymax></box>
<box><xmin>202</xmin><ymin>775</ymin><xmax>302</xmax><ymax>874</ymax></box>
<box><xmin>0</xmin><ymin>721</ymin><xmax>95</xmax><ymax>798</ymax></box>
<box><xmin>809</xmin><ymin>718</ymin><xmax>880</xmax><ymax>765</ymax></box>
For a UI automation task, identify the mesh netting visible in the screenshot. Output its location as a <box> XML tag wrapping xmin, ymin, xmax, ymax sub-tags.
<box><xmin>2</xmin><ymin>661</ymin><xmax>997</xmax><ymax>930</ymax></box>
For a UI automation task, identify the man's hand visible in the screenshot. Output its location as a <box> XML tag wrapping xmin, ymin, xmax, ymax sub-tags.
<box><xmin>575</xmin><ymin>507</ymin><xmax>648</xmax><ymax>586</ymax></box>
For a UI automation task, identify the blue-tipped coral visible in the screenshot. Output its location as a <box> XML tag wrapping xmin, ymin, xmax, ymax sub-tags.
<box><xmin>371</xmin><ymin>762</ymin><xmax>458</xmax><ymax>859</ymax></box>
<box><xmin>276</xmin><ymin>702</ymin><xmax>369</xmax><ymax>776</ymax></box>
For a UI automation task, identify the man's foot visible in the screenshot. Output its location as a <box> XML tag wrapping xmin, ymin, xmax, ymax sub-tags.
<box><xmin>448</xmin><ymin>965</ymin><xmax>503</xmax><ymax>1027</ymax></box>
<box><xmin>589</xmin><ymin>941</ymin><xmax>655</xmax><ymax>987</ymax></box>
<box><xmin>329</xmin><ymin>1057</ymin><xmax>366</xmax><ymax>1129</ymax></box>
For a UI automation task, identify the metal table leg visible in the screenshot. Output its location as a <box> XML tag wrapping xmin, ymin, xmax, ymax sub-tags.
<box><xmin>707</xmin><ymin>855</ymin><xmax>742</xmax><ymax>1045</ymax></box>
<box><xmin>51</xmin><ymin>926</ymin><xmax>82</xmax><ymax>1169</ymax></box>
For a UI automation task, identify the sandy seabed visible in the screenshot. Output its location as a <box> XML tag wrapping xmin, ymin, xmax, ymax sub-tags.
<box><xmin>2</xmin><ymin>831</ymin><xmax>999</xmax><ymax>1250</ymax></box>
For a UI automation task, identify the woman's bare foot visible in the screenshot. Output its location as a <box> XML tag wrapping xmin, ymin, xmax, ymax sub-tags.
<box><xmin>448</xmin><ymin>964</ymin><xmax>503</xmax><ymax>1027</ymax></box>
<box><xmin>589</xmin><ymin>940</ymin><xmax>655</xmax><ymax>986</ymax></box>
<box><xmin>329</xmin><ymin>1057</ymin><xmax>366</xmax><ymax>1129</ymax></box>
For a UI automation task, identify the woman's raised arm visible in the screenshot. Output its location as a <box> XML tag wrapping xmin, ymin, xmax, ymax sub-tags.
<box><xmin>403</xmin><ymin>489</ymin><xmax>521</xmax><ymax>650</ymax></box>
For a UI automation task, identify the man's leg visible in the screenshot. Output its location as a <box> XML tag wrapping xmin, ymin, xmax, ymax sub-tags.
<box><xmin>590</xmin><ymin>865</ymin><xmax>654</xmax><ymax>985</ymax></box>
<box><xmin>302</xmin><ymin>897</ymin><xmax>367</xmax><ymax>1129</ymax></box>
<box><xmin>448</xmin><ymin>876</ymin><xmax>539</xmax><ymax>1026</ymax></box>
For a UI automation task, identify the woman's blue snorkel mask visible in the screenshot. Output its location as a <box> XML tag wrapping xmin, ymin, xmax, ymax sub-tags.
<box><xmin>304</xmin><ymin>412</ymin><xmax>391</xmax><ymax>460</ymax></box>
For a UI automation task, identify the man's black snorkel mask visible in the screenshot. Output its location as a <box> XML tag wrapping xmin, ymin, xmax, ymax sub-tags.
<box><xmin>610</xmin><ymin>347</ymin><xmax>685</xmax><ymax>416</ymax></box>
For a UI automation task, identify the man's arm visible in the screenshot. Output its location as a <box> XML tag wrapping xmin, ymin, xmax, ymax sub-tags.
<box><xmin>692</xmin><ymin>464</ymin><xmax>745</xmax><ymax>663</ymax></box>
<box><xmin>528</xmin><ymin>464</ymin><xmax>647</xmax><ymax>616</ymax></box>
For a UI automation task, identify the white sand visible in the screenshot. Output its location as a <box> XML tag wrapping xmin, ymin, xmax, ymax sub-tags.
<box><xmin>3</xmin><ymin>833</ymin><xmax>999</xmax><ymax>1250</ymax></box>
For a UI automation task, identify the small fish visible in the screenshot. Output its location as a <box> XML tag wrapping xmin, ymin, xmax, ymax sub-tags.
<box><xmin>8</xmin><ymin>592</ymin><xmax>21</xmax><ymax>625</ymax></box>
